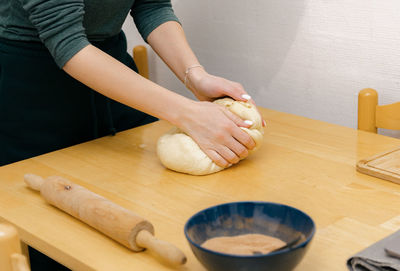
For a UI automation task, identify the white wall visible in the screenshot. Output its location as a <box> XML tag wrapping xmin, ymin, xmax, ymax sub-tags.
<box><xmin>123</xmin><ymin>0</ymin><xmax>400</xmax><ymax>136</ymax></box>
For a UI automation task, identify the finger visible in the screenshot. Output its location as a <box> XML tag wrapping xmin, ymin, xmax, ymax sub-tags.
<box><xmin>246</xmin><ymin>99</ymin><xmax>266</xmax><ymax>127</ymax></box>
<box><xmin>221</xmin><ymin>85</ymin><xmax>266</xmax><ymax>127</ymax></box>
<box><xmin>216</xmin><ymin>146</ymin><xmax>240</xmax><ymax>165</ymax></box>
<box><xmin>232</xmin><ymin>128</ymin><xmax>256</xmax><ymax>150</ymax></box>
<box><xmin>220</xmin><ymin>106</ymin><xmax>253</xmax><ymax>128</ymax></box>
<box><xmin>216</xmin><ymin>80</ymin><xmax>248</xmax><ymax>101</ymax></box>
<box><xmin>228</xmin><ymin>139</ymin><xmax>249</xmax><ymax>159</ymax></box>
<box><xmin>227</xmin><ymin>83</ymin><xmax>251</xmax><ymax>102</ymax></box>
<box><xmin>204</xmin><ymin>149</ymin><xmax>230</xmax><ymax>168</ymax></box>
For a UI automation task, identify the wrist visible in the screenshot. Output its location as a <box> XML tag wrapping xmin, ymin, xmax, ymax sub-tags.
<box><xmin>184</xmin><ymin>65</ymin><xmax>207</xmax><ymax>90</ymax></box>
<box><xmin>167</xmin><ymin>97</ymin><xmax>198</xmax><ymax>127</ymax></box>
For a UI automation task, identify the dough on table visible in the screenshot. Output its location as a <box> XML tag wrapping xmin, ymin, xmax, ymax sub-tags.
<box><xmin>156</xmin><ymin>98</ymin><xmax>264</xmax><ymax>175</ymax></box>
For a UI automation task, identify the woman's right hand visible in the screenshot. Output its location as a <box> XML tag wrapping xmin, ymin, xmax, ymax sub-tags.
<box><xmin>176</xmin><ymin>100</ymin><xmax>256</xmax><ymax>167</ymax></box>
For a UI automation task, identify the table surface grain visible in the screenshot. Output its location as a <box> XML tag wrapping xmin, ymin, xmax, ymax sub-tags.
<box><xmin>1</xmin><ymin>107</ymin><xmax>400</xmax><ymax>271</ymax></box>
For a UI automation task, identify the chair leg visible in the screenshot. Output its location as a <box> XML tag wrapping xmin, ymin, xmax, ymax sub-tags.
<box><xmin>358</xmin><ymin>88</ymin><xmax>378</xmax><ymax>133</ymax></box>
<box><xmin>20</xmin><ymin>242</ymin><xmax>30</xmax><ymax>267</ymax></box>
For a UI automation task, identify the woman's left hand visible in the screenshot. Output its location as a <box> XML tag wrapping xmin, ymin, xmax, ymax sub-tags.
<box><xmin>186</xmin><ymin>67</ymin><xmax>266</xmax><ymax>126</ymax></box>
<box><xmin>185</xmin><ymin>67</ymin><xmax>249</xmax><ymax>102</ymax></box>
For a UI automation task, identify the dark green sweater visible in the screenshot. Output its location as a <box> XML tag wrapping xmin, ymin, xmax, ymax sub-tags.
<box><xmin>0</xmin><ymin>0</ymin><xmax>179</xmax><ymax>68</ymax></box>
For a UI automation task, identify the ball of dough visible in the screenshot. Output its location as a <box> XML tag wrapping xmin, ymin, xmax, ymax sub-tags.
<box><xmin>157</xmin><ymin>98</ymin><xmax>264</xmax><ymax>175</ymax></box>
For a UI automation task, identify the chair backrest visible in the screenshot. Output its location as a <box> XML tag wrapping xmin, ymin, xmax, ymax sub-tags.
<box><xmin>0</xmin><ymin>223</ymin><xmax>30</xmax><ymax>271</ymax></box>
<box><xmin>133</xmin><ymin>45</ymin><xmax>149</xmax><ymax>79</ymax></box>
<box><xmin>358</xmin><ymin>88</ymin><xmax>400</xmax><ymax>133</ymax></box>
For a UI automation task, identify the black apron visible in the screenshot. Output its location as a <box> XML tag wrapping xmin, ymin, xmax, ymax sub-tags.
<box><xmin>0</xmin><ymin>31</ymin><xmax>157</xmax><ymax>166</ymax></box>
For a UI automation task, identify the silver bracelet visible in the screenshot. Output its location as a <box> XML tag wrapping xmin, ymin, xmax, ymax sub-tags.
<box><xmin>184</xmin><ymin>64</ymin><xmax>204</xmax><ymax>88</ymax></box>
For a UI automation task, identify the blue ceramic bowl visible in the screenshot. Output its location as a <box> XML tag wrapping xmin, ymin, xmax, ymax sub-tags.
<box><xmin>184</xmin><ymin>201</ymin><xmax>315</xmax><ymax>271</ymax></box>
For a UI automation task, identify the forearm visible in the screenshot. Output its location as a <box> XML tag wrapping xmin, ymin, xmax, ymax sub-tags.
<box><xmin>145</xmin><ymin>21</ymin><xmax>252</xmax><ymax>105</ymax></box>
<box><xmin>63</xmin><ymin>44</ymin><xmax>193</xmax><ymax>125</ymax></box>
<box><xmin>63</xmin><ymin>44</ymin><xmax>255</xmax><ymax>168</ymax></box>
<box><xmin>147</xmin><ymin>21</ymin><xmax>201</xmax><ymax>83</ymax></box>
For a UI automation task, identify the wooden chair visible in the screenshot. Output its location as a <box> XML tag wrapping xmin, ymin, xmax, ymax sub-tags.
<box><xmin>358</xmin><ymin>88</ymin><xmax>400</xmax><ymax>133</ymax></box>
<box><xmin>133</xmin><ymin>45</ymin><xmax>149</xmax><ymax>79</ymax></box>
<box><xmin>0</xmin><ymin>223</ymin><xmax>30</xmax><ymax>271</ymax></box>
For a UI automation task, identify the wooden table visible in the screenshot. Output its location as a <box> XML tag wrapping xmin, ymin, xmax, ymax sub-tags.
<box><xmin>1</xmin><ymin>107</ymin><xmax>400</xmax><ymax>271</ymax></box>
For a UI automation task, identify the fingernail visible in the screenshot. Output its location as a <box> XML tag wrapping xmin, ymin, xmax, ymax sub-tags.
<box><xmin>244</xmin><ymin>120</ymin><xmax>253</xmax><ymax>126</ymax></box>
<box><xmin>241</xmin><ymin>94</ymin><xmax>251</xmax><ymax>101</ymax></box>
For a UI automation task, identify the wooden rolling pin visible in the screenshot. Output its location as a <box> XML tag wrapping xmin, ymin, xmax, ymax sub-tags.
<box><xmin>24</xmin><ymin>174</ymin><xmax>186</xmax><ymax>266</ymax></box>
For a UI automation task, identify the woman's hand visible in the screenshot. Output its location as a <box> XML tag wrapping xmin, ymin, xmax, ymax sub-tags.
<box><xmin>186</xmin><ymin>67</ymin><xmax>266</xmax><ymax>126</ymax></box>
<box><xmin>63</xmin><ymin>44</ymin><xmax>257</xmax><ymax>167</ymax></box>
<box><xmin>177</xmin><ymin>100</ymin><xmax>256</xmax><ymax>168</ymax></box>
<box><xmin>145</xmin><ymin>22</ymin><xmax>263</xmax><ymax>165</ymax></box>
<box><xmin>185</xmin><ymin>67</ymin><xmax>248</xmax><ymax>102</ymax></box>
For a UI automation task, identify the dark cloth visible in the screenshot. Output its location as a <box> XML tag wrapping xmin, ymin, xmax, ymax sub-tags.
<box><xmin>0</xmin><ymin>31</ymin><xmax>157</xmax><ymax>167</ymax></box>
<box><xmin>29</xmin><ymin>247</ymin><xmax>71</xmax><ymax>271</ymax></box>
<box><xmin>0</xmin><ymin>31</ymin><xmax>157</xmax><ymax>270</ymax></box>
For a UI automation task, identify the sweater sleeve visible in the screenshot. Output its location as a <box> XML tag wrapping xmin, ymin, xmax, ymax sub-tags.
<box><xmin>130</xmin><ymin>0</ymin><xmax>180</xmax><ymax>42</ymax></box>
<box><xmin>17</xmin><ymin>0</ymin><xmax>90</xmax><ymax>68</ymax></box>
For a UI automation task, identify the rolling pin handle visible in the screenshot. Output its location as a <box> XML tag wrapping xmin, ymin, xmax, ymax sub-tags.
<box><xmin>136</xmin><ymin>230</ymin><xmax>187</xmax><ymax>266</ymax></box>
<box><xmin>23</xmin><ymin>174</ymin><xmax>44</xmax><ymax>191</ymax></box>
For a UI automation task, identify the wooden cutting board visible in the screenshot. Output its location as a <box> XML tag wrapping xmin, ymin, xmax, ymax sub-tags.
<box><xmin>357</xmin><ymin>147</ymin><xmax>400</xmax><ymax>184</ymax></box>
